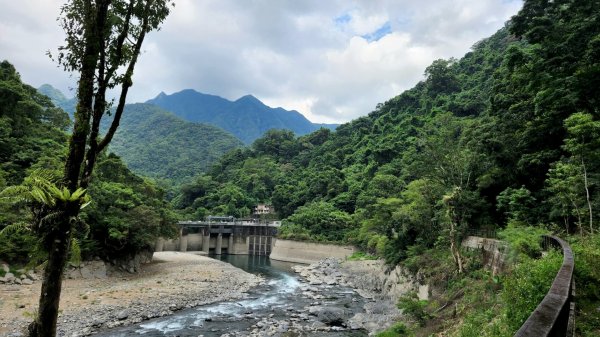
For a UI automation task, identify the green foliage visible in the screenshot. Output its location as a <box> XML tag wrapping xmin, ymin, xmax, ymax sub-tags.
<box><xmin>375</xmin><ymin>322</ymin><xmax>412</xmax><ymax>337</ymax></box>
<box><xmin>397</xmin><ymin>292</ymin><xmax>431</xmax><ymax>326</ymax></box>
<box><xmin>0</xmin><ymin>60</ymin><xmax>69</xmax><ymax>187</ymax></box>
<box><xmin>277</xmin><ymin>222</ymin><xmax>312</xmax><ymax>241</ymax></box>
<box><xmin>0</xmin><ymin>223</ymin><xmax>38</xmax><ymax>263</ymax></box>
<box><xmin>0</xmin><ymin>61</ymin><xmax>177</xmax><ymax>265</ymax></box>
<box><xmin>346</xmin><ymin>251</ymin><xmax>378</xmax><ymax>261</ymax></box>
<box><xmin>103</xmin><ymin>103</ymin><xmax>243</xmax><ymax>185</ymax></box>
<box><xmin>81</xmin><ymin>154</ymin><xmax>177</xmax><ymax>259</ymax></box>
<box><xmin>501</xmin><ymin>251</ymin><xmax>562</xmax><ymax>332</ymax></box>
<box><xmin>498</xmin><ymin>225</ymin><xmax>548</xmax><ymax>259</ymax></box>
<box><xmin>568</xmin><ymin>233</ymin><xmax>600</xmax><ymax>336</ymax></box>
<box><xmin>284</xmin><ymin>201</ymin><xmax>353</xmax><ymax>242</ymax></box>
<box><xmin>496</xmin><ymin>186</ymin><xmax>537</xmax><ymax>225</ymax></box>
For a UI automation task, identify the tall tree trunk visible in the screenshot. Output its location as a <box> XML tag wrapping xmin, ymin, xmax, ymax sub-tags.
<box><xmin>570</xmin><ymin>197</ymin><xmax>583</xmax><ymax>236</ymax></box>
<box><xmin>28</xmin><ymin>2</ymin><xmax>109</xmax><ymax>336</ymax></box>
<box><xmin>582</xmin><ymin>158</ymin><xmax>593</xmax><ymax>234</ymax></box>
<box><xmin>449</xmin><ymin>220</ymin><xmax>463</xmax><ymax>274</ymax></box>
<box><xmin>27</xmin><ymin>214</ymin><xmax>73</xmax><ymax>337</ymax></box>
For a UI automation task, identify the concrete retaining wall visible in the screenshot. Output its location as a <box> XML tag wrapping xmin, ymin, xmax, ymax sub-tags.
<box><xmin>270</xmin><ymin>239</ymin><xmax>356</xmax><ymax>264</ymax></box>
<box><xmin>462</xmin><ymin>236</ymin><xmax>508</xmax><ymax>275</ymax></box>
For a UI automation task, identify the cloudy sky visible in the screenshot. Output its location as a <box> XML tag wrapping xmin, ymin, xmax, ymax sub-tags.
<box><xmin>0</xmin><ymin>0</ymin><xmax>522</xmax><ymax>123</ymax></box>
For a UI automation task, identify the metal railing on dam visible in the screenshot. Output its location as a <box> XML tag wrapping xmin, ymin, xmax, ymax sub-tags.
<box><xmin>514</xmin><ymin>235</ymin><xmax>575</xmax><ymax>337</ymax></box>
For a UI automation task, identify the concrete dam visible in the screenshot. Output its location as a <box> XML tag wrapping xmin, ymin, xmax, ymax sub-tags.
<box><xmin>155</xmin><ymin>217</ymin><xmax>280</xmax><ymax>255</ymax></box>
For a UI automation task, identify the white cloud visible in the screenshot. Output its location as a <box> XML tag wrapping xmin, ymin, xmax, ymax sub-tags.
<box><xmin>0</xmin><ymin>0</ymin><xmax>523</xmax><ymax>123</ymax></box>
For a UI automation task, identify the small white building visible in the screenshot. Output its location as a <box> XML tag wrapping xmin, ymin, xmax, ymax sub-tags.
<box><xmin>254</xmin><ymin>204</ymin><xmax>274</xmax><ymax>215</ymax></box>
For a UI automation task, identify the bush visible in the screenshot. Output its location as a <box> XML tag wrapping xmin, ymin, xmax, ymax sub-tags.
<box><xmin>347</xmin><ymin>251</ymin><xmax>378</xmax><ymax>261</ymax></box>
<box><xmin>498</xmin><ymin>224</ymin><xmax>548</xmax><ymax>259</ymax></box>
<box><xmin>569</xmin><ymin>233</ymin><xmax>600</xmax><ymax>336</ymax></box>
<box><xmin>397</xmin><ymin>292</ymin><xmax>431</xmax><ymax>326</ymax></box>
<box><xmin>277</xmin><ymin>222</ymin><xmax>312</xmax><ymax>241</ymax></box>
<box><xmin>376</xmin><ymin>322</ymin><xmax>412</xmax><ymax>337</ymax></box>
<box><xmin>501</xmin><ymin>250</ymin><xmax>562</xmax><ymax>332</ymax></box>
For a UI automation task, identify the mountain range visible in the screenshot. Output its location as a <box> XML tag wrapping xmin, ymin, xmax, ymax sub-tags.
<box><xmin>37</xmin><ymin>85</ymin><xmax>337</xmax><ymax>183</ymax></box>
<box><xmin>102</xmin><ymin>103</ymin><xmax>243</xmax><ymax>184</ymax></box>
<box><xmin>146</xmin><ymin>89</ymin><xmax>337</xmax><ymax>144</ymax></box>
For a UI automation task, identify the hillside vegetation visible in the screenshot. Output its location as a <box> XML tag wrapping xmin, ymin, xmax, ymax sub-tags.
<box><xmin>0</xmin><ymin>61</ymin><xmax>176</xmax><ymax>264</ymax></box>
<box><xmin>173</xmin><ymin>1</ymin><xmax>600</xmax><ymax>335</ymax></box>
<box><xmin>103</xmin><ymin>103</ymin><xmax>243</xmax><ymax>185</ymax></box>
<box><xmin>37</xmin><ymin>86</ymin><xmax>244</xmax><ymax>186</ymax></box>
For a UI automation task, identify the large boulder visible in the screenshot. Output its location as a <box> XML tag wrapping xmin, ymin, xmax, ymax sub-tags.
<box><xmin>310</xmin><ymin>306</ymin><xmax>346</xmax><ymax>326</ymax></box>
<box><xmin>4</xmin><ymin>272</ymin><xmax>16</xmax><ymax>283</ymax></box>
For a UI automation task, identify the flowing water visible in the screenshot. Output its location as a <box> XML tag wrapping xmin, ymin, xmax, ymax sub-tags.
<box><xmin>95</xmin><ymin>255</ymin><xmax>368</xmax><ymax>336</ymax></box>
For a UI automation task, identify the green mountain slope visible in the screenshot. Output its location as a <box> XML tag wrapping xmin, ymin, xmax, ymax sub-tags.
<box><xmin>104</xmin><ymin>103</ymin><xmax>243</xmax><ymax>184</ymax></box>
<box><xmin>36</xmin><ymin>85</ymin><xmax>244</xmax><ymax>184</ymax></box>
<box><xmin>37</xmin><ymin>84</ymin><xmax>77</xmax><ymax>116</ymax></box>
<box><xmin>146</xmin><ymin>89</ymin><xmax>338</xmax><ymax>144</ymax></box>
<box><xmin>176</xmin><ymin>0</ymin><xmax>600</xmax><ymax>262</ymax></box>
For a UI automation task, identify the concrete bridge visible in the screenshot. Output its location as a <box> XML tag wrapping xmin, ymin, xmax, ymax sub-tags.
<box><xmin>155</xmin><ymin>217</ymin><xmax>281</xmax><ymax>255</ymax></box>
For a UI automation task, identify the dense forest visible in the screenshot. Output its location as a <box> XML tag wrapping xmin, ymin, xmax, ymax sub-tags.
<box><xmin>174</xmin><ymin>5</ymin><xmax>600</xmax><ymax>257</ymax></box>
<box><xmin>171</xmin><ymin>1</ymin><xmax>600</xmax><ymax>335</ymax></box>
<box><xmin>102</xmin><ymin>103</ymin><xmax>243</xmax><ymax>185</ymax></box>
<box><xmin>2</xmin><ymin>0</ymin><xmax>600</xmax><ymax>336</ymax></box>
<box><xmin>0</xmin><ymin>61</ymin><xmax>177</xmax><ymax>264</ymax></box>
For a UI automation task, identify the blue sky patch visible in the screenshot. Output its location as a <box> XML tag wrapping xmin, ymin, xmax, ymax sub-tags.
<box><xmin>362</xmin><ymin>21</ymin><xmax>392</xmax><ymax>42</ymax></box>
<box><xmin>334</xmin><ymin>13</ymin><xmax>352</xmax><ymax>26</ymax></box>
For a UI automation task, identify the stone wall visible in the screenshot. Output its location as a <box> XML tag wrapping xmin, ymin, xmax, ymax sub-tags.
<box><xmin>461</xmin><ymin>236</ymin><xmax>509</xmax><ymax>275</ymax></box>
<box><xmin>269</xmin><ymin>239</ymin><xmax>356</xmax><ymax>264</ymax></box>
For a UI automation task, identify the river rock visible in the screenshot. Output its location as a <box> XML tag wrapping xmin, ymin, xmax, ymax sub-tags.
<box><xmin>116</xmin><ymin>310</ymin><xmax>129</xmax><ymax>320</ymax></box>
<box><xmin>316</xmin><ymin>307</ymin><xmax>346</xmax><ymax>326</ymax></box>
<box><xmin>4</xmin><ymin>272</ymin><xmax>16</xmax><ymax>283</ymax></box>
<box><xmin>1</xmin><ymin>262</ymin><xmax>9</xmax><ymax>273</ymax></box>
<box><xmin>26</xmin><ymin>270</ymin><xmax>37</xmax><ymax>280</ymax></box>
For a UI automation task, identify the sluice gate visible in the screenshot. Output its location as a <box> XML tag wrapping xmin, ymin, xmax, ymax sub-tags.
<box><xmin>155</xmin><ymin>218</ymin><xmax>279</xmax><ymax>256</ymax></box>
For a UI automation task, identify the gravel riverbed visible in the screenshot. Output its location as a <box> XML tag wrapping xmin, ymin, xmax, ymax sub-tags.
<box><xmin>0</xmin><ymin>252</ymin><xmax>261</xmax><ymax>337</ymax></box>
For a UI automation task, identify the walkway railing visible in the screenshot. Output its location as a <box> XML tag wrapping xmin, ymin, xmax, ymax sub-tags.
<box><xmin>514</xmin><ymin>235</ymin><xmax>575</xmax><ymax>337</ymax></box>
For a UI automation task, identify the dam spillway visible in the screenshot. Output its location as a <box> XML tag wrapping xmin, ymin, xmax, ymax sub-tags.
<box><xmin>155</xmin><ymin>218</ymin><xmax>280</xmax><ymax>255</ymax></box>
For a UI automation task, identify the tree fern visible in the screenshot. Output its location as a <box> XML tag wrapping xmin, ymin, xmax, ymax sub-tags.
<box><xmin>0</xmin><ymin>169</ymin><xmax>91</xmax><ymax>258</ymax></box>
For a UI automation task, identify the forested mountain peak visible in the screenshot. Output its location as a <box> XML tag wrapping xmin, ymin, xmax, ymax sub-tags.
<box><xmin>234</xmin><ymin>94</ymin><xmax>263</xmax><ymax>106</ymax></box>
<box><xmin>102</xmin><ymin>103</ymin><xmax>244</xmax><ymax>185</ymax></box>
<box><xmin>37</xmin><ymin>84</ymin><xmax>76</xmax><ymax>116</ymax></box>
<box><xmin>35</xmin><ymin>85</ymin><xmax>243</xmax><ymax>185</ymax></box>
<box><xmin>146</xmin><ymin>89</ymin><xmax>338</xmax><ymax>144</ymax></box>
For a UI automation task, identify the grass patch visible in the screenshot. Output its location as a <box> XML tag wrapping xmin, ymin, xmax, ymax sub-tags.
<box><xmin>347</xmin><ymin>251</ymin><xmax>378</xmax><ymax>261</ymax></box>
<box><xmin>376</xmin><ymin>322</ymin><xmax>412</xmax><ymax>337</ymax></box>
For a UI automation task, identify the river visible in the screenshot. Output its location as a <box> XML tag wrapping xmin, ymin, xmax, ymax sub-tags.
<box><xmin>94</xmin><ymin>255</ymin><xmax>369</xmax><ymax>336</ymax></box>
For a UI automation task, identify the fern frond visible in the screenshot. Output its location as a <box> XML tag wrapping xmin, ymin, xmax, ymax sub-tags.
<box><xmin>70</xmin><ymin>188</ymin><xmax>87</xmax><ymax>202</ymax></box>
<box><xmin>69</xmin><ymin>238</ymin><xmax>82</xmax><ymax>267</ymax></box>
<box><xmin>39</xmin><ymin>211</ymin><xmax>66</xmax><ymax>230</ymax></box>
<box><xmin>80</xmin><ymin>199</ymin><xmax>92</xmax><ymax>210</ymax></box>
<box><xmin>0</xmin><ymin>185</ymin><xmax>33</xmax><ymax>204</ymax></box>
<box><xmin>0</xmin><ymin>222</ymin><xmax>32</xmax><ymax>236</ymax></box>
